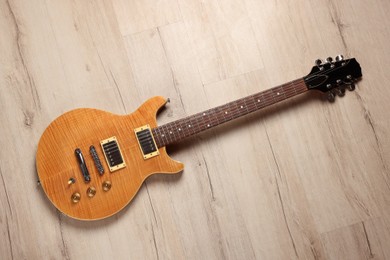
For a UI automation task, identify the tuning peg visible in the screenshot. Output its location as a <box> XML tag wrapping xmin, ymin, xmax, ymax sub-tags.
<box><xmin>347</xmin><ymin>83</ymin><xmax>355</xmax><ymax>91</ymax></box>
<box><xmin>326</xmin><ymin>57</ymin><xmax>333</xmax><ymax>63</ymax></box>
<box><xmin>335</xmin><ymin>88</ymin><xmax>345</xmax><ymax>97</ymax></box>
<box><xmin>315</xmin><ymin>59</ymin><xmax>323</xmax><ymax>66</ymax></box>
<box><xmin>327</xmin><ymin>92</ymin><xmax>335</xmax><ymax>102</ymax></box>
<box><xmin>335</xmin><ymin>55</ymin><xmax>344</xmax><ymax>62</ymax></box>
<box><xmin>343</xmin><ymin>76</ymin><xmax>352</xmax><ymax>85</ymax></box>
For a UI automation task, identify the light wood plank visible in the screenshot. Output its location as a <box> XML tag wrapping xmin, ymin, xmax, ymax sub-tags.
<box><xmin>1</xmin><ymin>0</ymin><xmax>390</xmax><ymax>259</ymax></box>
<box><xmin>321</xmin><ymin>218</ymin><xmax>390</xmax><ymax>260</ymax></box>
<box><xmin>113</xmin><ymin>0</ymin><xmax>182</xmax><ymax>35</ymax></box>
<box><xmin>179</xmin><ymin>0</ymin><xmax>263</xmax><ymax>84</ymax></box>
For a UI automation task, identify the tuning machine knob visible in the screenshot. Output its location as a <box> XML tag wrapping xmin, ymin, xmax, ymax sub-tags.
<box><xmin>326</xmin><ymin>57</ymin><xmax>333</xmax><ymax>63</ymax></box>
<box><xmin>315</xmin><ymin>59</ymin><xmax>323</xmax><ymax>66</ymax></box>
<box><xmin>335</xmin><ymin>88</ymin><xmax>345</xmax><ymax>97</ymax></box>
<box><xmin>347</xmin><ymin>83</ymin><xmax>355</xmax><ymax>91</ymax></box>
<box><xmin>335</xmin><ymin>55</ymin><xmax>344</xmax><ymax>62</ymax></box>
<box><xmin>327</xmin><ymin>91</ymin><xmax>335</xmax><ymax>102</ymax></box>
<box><xmin>342</xmin><ymin>75</ymin><xmax>353</xmax><ymax>84</ymax></box>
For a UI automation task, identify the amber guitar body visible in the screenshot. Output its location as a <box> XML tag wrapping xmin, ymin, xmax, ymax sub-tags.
<box><xmin>36</xmin><ymin>96</ymin><xmax>183</xmax><ymax>220</ymax></box>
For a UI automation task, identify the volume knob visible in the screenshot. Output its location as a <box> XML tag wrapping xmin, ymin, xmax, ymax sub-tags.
<box><xmin>87</xmin><ymin>187</ymin><xmax>96</xmax><ymax>197</ymax></box>
<box><xmin>102</xmin><ymin>181</ymin><xmax>112</xmax><ymax>192</ymax></box>
<box><xmin>71</xmin><ymin>192</ymin><xmax>81</xmax><ymax>203</ymax></box>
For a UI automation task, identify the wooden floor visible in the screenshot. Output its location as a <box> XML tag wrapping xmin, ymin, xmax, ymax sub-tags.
<box><xmin>1</xmin><ymin>0</ymin><xmax>390</xmax><ymax>259</ymax></box>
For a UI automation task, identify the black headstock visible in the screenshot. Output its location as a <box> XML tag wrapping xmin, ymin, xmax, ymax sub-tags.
<box><xmin>304</xmin><ymin>56</ymin><xmax>362</xmax><ymax>102</ymax></box>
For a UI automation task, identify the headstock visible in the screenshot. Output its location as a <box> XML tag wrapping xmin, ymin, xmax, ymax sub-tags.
<box><xmin>304</xmin><ymin>55</ymin><xmax>362</xmax><ymax>102</ymax></box>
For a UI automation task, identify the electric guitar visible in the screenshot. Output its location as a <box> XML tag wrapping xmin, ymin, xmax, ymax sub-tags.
<box><xmin>36</xmin><ymin>56</ymin><xmax>362</xmax><ymax>220</ymax></box>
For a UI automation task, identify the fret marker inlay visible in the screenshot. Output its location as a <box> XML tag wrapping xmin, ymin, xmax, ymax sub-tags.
<box><xmin>152</xmin><ymin>78</ymin><xmax>309</xmax><ymax>148</ymax></box>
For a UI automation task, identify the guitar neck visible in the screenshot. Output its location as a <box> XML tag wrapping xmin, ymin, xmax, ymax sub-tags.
<box><xmin>152</xmin><ymin>78</ymin><xmax>308</xmax><ymax>147</ymax></box>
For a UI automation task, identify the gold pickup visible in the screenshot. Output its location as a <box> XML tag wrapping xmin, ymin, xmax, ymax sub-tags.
<box><xmin>100</xmin><ymin>136</ymin><xmax>126</xmax><ymax>172</ymax></box>
<box><xmin>134</xmin><ymin>125</ymin><xmax>159</xmax><ymax>159</ymax></box>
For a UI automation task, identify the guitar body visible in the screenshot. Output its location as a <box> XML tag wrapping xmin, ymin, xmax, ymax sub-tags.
<box><xmin>36</xmin><ymin>96</ymin><xmax>184</xmax><ymax>220</ymax></box>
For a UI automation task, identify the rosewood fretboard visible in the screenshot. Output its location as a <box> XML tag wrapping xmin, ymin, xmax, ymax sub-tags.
<box><xmin>152</xmin><ymin>78</ymin><xmax>308</xmax><ymax>147</ymax></box>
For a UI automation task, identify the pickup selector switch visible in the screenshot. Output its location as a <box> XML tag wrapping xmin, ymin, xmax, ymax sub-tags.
<box><xmin>68</xmin><ymin>177</ymin><xmax>75</xmax><ymax>185</ymax></box>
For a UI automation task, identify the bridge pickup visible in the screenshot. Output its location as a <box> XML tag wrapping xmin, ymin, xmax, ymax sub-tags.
<box><xmin>100</xmin><ymin>136</ymin><xmax>126</xmax><ymax>172</ymax></box>
<box><xmin>134</xmin><ymin>125</ymin><xmax>159</xmax><ymax>159</ymax></box>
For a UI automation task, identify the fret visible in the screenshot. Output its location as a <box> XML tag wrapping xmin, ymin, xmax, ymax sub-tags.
<box><xmin>243</xmin><ymin>98</ymin><xmax>250</xmax><ymax>114</ymax></box>
<box><xmin>186</xmin><ymin>118</ymin><xmax>195</xmax><ymax>136</ymax></box>
<box><xmin>153</xmin><ymin>78</ymin><xmax>307</xmax><ymax>147</ymax></box>
<box><xmin>233</xmin><ymin>100</ymin><xmax>242</xmax><ymax>118</ymax></box>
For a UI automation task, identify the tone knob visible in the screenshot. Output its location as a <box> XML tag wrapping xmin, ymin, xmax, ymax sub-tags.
<box><xmin>102</xmin><ymin>181</ymin><xmax>112</xmax><ymax>192</ymax></box>
<box><xmin>87</xmin><ymin>187</ymin><xmax>96</xmax><ymax>197</ymax></box>
<box><xmin>71</xmin><ymin>192</ymin><xmax>81</xmax><ymax>203</ymax></box>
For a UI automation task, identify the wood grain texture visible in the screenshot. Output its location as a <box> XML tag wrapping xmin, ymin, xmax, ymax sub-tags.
<box><xmin>36</xmin><ymin>96</ymin><xmax>183</xmax><ymax>220</ymax></box>
<box><xmin>1</xmin><ymin>0</ymin><xmax>390</xmax><ymax>259</ymax></box>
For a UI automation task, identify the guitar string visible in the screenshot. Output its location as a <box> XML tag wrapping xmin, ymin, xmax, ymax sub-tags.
<box><xmin>154</xmin><ymin>59</ymin><xmax>354</xmax><ymax>146</ymax></box>
<box><xmin>156</xmin><ymin>58</ymin><xmax>355</xmax><ymax>145</ymax></box>
<box><xmin>170</xmin><ymin>81</ymin><xmax>306</xmax><ymax>130</ymax></box>
<box><xmin>155</xmin><ymin>82</ymin><xmax>305</xmax><ymax>141</ymax></box>
<box><xmin>153</xmin><ymin>80</ymin><xmax>308</xmax><ymax>146</ymax></box>
<box><xmin>304</xmin><ymin>59</ymin><xmax>351</xmax><ymax>85</ymax></box>
<box><xmin>154</xmin><ymin>81</ymin><xmax>307</xmax><ymax>146</ymax></box>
